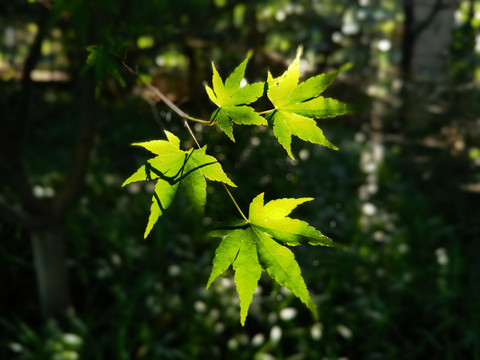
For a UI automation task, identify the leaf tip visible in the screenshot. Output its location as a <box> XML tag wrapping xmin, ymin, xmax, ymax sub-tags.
<box><xmin>206</xmin><ymin>278</ymin><xmax>213</xmax><ymax>290</ymax></box>
<box><xmin>164</xmin><ymin>130</ymin><xmax>180</xmax><ymax>147</ymax></box>
<box><xmin>341</xmin><ymin>62</ymin><xmax>354</xmax><ymax>73</ymax></box>
<box><xmin>296</xmin><ymin>45</ymin><xmax>303</xmax><ymax>59</ymax></box>
<box><xmin>226</xmin><ymin>181</ymin><xmax>238</xmax><ymax>188</ymax></box>
<box><xmin>311</xmin><ymin>304</ymin><xmax>319</xmax><ymax>320</ymax></box>
<box><xmin>131</xmin><ymin>142</ymin><xmax>145</xmax><ymax>148</ymax></box>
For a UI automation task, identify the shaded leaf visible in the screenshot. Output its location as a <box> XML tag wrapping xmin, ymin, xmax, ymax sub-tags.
<box><xmin>145</xmin><ymin>179</ymin><xmax>179</xmax><ymax>238</ymax></box>
<box><xmin>85</xmin><ymin>45</ymin><xmax>125</xmax><ymax>91</ymax></box>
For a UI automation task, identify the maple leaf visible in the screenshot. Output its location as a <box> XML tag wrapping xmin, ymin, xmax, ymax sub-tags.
<box><xmin>85</xmin><ymin>45</ymin><xmax>125</xmax><ymax>92</ymax></box>
<box><xmin>205</xmin><ymin>51</ymin><xmax>266</xmax><ymax>141</ymax></box>
<box><xmin>207</xmin><ymin>192</ymin><xmax>343</xmax><ymax>325</ymax></box>
<box><xmin>266</xmin><ymin>47</ymin><xmax>352</xmax><ymax>158</ymax></box>
<box><xmin>122</xmin><ymin>130</ymin><xmax>236</xmax><ymax>238</ymax></box>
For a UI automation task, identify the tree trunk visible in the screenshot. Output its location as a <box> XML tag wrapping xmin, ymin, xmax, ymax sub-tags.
<box><xmin>31</xmin><ymin>229</ymin><xmax>70</xmax><ymax>317</ymax></box>
<box><xmin>410</xmin><ymin>0</ymin><xmax>457</xmax><ymax>81</ymax></box>
<box><xmin>400</xmin><ymin>0</ymin><xmax>458</xmax><ymax>124</ymax></box>
<box><xmin>0</xmin><ymin>2</ymin><xmax>99</xmax><ymax>320</ymax></box>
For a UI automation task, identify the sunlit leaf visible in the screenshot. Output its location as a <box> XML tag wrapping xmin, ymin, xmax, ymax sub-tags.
<box><xmin>123</xmin><ymin>131</ymin><xmax>235</xmax><ymax>237</ymax></box>
<box><xmin>266</xmin><ymin>48</ymin><xmax>351</xmax><ymax>158</ymax></box>
<box><xmin>205</xmin><ymin>53</ymin><xmax>266</xmax><ymax>141</ymax></box>
<box><xmin>208</xmin><ymin>192</ymin><xmax>343</xmax><ymax>325</ymax></box>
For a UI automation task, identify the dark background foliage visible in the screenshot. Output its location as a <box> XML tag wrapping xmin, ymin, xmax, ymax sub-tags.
<box><xmin>1</xmin><ymin>0</ymin><xmax>479</xmax><ymax>359</ymax></box>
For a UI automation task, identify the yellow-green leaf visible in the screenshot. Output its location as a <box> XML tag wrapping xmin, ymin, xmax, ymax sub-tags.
<box><xmin>253</xmin><ymin>227</ymin><xmax>317</xmax><ymax>318</ymax></box>
<box><xmin>123</xmin><ymin>130</ymin><xmax>235</xmax><ymax>237</ymax></box>
<box><xmin>266</xmin><ymin>48</ymin><xmax>351</xmax><ymax>158</ymax></box>
<box><xmin>206</xmin><ymin>53</ymin><xmax>264</xmax><ymax>140</ymax></box>
<box><xmin>208</xmin><ymin>192</ymin><xmax>342</xmax><ymax>325</ymax></box>
<box><xmin>207</xmin><ymin>228</ymin><xmax>262</xmax><ymax>326</ymax></box>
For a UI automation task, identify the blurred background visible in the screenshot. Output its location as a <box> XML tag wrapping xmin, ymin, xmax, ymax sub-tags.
<box><xmin>1</xmin><ymin>0</ymin><xmax>479</xmax><ymax>359</ymax></box>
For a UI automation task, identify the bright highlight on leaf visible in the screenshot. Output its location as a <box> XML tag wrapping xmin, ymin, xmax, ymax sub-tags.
<box><xmin>266</xmin><ymin>47</ymin><xmax>351</xmax><ymax>158</ymax></box>
<box><xmin>205</xmin><ymin>52</ymin><xmax>266</xmax><ymax>141</ymax></box>
<box><xmin>207</xmin><ymin>192</ymin><xmax>343</xmax><ymax>325</ymax></box>
<box><xmin>122</xmin><ymin>131</ymin><xmax>236</xmax><ymax>238</ymax></box>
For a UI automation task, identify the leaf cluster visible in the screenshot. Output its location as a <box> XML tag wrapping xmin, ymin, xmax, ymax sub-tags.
<box><xmin>206</xmin><ymin>47</ymin><xmax>351</xmax><ymax>158</ymax></box>
<box><xmin>122</xmin><ymin>48</ymin><xmax>351</xmax><ymax>325</ymax></box>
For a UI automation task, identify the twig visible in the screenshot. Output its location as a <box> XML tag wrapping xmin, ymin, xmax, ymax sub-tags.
<box><xmin>183</xmin><ymin>119</ymin><xmax>201</xmax><ymax>149</ymax></box>
<box><xmin>122</xmin><ymin>61</ymin><xmax>247</xmax><ymax>221</ymax></box>
<box><xmin>122</xmin><ymin>62</ymin><xmax>190</xmax><ymax>119</ymax></box>
<box><xmin>186</xmin><ymin>116</ymin><xmax>213</xmax><ymax>125</ymax></box>
<box><xmin>144</xmin><ymin>97</ymin><xmax>166</xmax><ymax>131</ymax></box>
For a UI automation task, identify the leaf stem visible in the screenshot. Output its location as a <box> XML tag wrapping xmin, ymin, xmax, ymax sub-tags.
<box><xmin>123</xmin><ymin>62</ymin><xmax>188</xmax><ymax>118</ymax></box>
<box><xmin>122</xmin><ymin>62</ymin><xmax>209</xmax><ymax>125</ymax></box>
<box><xmin>122</xmin><ymin>60</ymin><xmax>248</xmax><ymax>223</ymax></box>
<box><xmin>183</xmin><ymin>120</ymin><xmax>202</xmax><ymax>149</ymax></box>
<box><xmin>222</xmin><ymin>184</ymin><xmax>249</xmax><ymax>222</ymax></box>
<box><xmin>257</xmin><ymin>109</ymin><xmax>275</xmax><ymax>115</ymax></box>
<box><xmin>186</xmin><ymin>116</ymin><xmax>212</xmax><ymax>125</ymax></box>
<box><xmin>185</xmin><ymin>119</ymin><xmax>247</xmax><ymax>221</ymax></box>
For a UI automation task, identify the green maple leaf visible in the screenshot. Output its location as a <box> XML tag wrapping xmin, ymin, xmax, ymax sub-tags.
<box><xmin>207</xmin><ymin>192</ymin><xmax>343</xmax><ymax>325</ymax></box>
<box><xmin>122</xmin><ymin>130</ymin><xmax>236</xmax><ymax>238</ymax></box>
<box><xmin>205</xmin><ymin>51</ymin><xmax>266</xmax><ymax>141</ymax></box>
<box><xmin>86</xmin><ymin>44</ymin><xmax>125</xmax><ymax>92</ymax></box>
<box><xmin>266</xmin><ymin>47</ymin><xmax>352</xmax><ymax>158</ymax></box>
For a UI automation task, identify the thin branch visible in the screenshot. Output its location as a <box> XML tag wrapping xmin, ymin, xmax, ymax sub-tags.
<box><xmin>121</xmin><ymin>60</ymin><xmax>248</xmax><ymax>221</ymax></box>
<box><xmin>144</xmin><ymin>97</ymin><xmax>167</xmax><ymax>131</ymax></box>
<box><xmin>122</xmin><ymin>62</ymin><xmax>214</xmax><ymax>126</ymax></box>
<box><xmin>0</xmin><ymin>198</ymin><xmax>47</xmax><ymax>229</ymax></box>
<box><xmin>183</xmin><ymin>120</ymin><xmax>202</xmax><ymax>149</ymax></box>
<box><xmin>186</xmin><ymin>116</ymin><xmax>213</xmax><ymax>125</ymax></box>
<box><xmin>0</xmin><ymin>199</ymin><xmax>33</xmax><ymax>227</ymax></box>
<box><xmin>37</xmin><ymin>0</ymin><xmax>53</xmax><ymax>10</ymax></box>
<box><xmin>122</xmin><ymin>62</ymin><xmax>188</xmax><ymax>118</ymax></box>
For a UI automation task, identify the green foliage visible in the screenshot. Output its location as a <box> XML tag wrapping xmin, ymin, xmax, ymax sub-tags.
<box><xmin>205</xmin><ymin>48</ymin><xmax>351</xmax><ymax>158</ymax></box>
<box><xmin>207</xmin><ymin>192</ymin><xmax>342</xmax><ymax>325</ymax></box>
<box><xmin>4</xmin><ymin>0</ymin><xmax>480</xmax><ymax>358</ymax></box>
<box><xmin>266</xmin><ymin>48</ymin><xmax>351</xmax><ymax>158</ymax></box>
<box><xmin>205</xmin><ymin>51</ymin><xmax>266</xmax><ymax>141</ymax></box>
<box><xmin>122</xmin><ymin>131</ymin><xmax>235</xmax><ymax>238</ymax></box>
<box><xmin>122</xmin><ymin>50</ymin><xmax>350</xmax><ymax>324</ymax></box>
<box><xmin>85</xmin><ymin>45</ymin><xmax>125</xmax><ymax>92</ymax></box>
